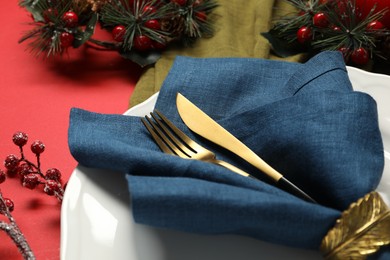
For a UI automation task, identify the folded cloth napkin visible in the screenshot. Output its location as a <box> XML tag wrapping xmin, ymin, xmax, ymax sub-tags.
<box><xmin>130</xmin><ymin>0</ymin><xmax>303</xmax><ymax>107</ymax></box>
<box><xmin>68</xmin><ymin>51</ymin><xmax>388</xmax><ymax>258</ymax></box>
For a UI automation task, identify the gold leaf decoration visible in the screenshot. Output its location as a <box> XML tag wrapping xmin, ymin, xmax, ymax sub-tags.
<box><xmin>320</xmin><ymin>192</ymin><xmax>390</xmax><ymax>260</ymax></box>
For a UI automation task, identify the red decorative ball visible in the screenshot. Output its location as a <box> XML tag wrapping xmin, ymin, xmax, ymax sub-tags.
<box><xmin>143</xmin><ymin>5</ymin><xmax>157</xmax><ymax>14</ymax></box>
<box><xmin>313</xmin><ymin>12</ymin><xmax>329</xmax><ymax>28</ymax></box>
<box><xmin>367</xmin><ymin>20</ymin><xmax>384</xmax><ymax>31</ymax></box>
<box><xmin>133</xmin><ymin>35</ymin><xmax>153</xmax><ymax>51</ymax></box>
<box><xmin>44</xmin><ymin>180</ymin><xmax>62</xmax><ymax>196</ymax></box>
<box><xmin>12</xmin><ymin>132</ymin><xmax>28</xmax><ymax>147</ymax></box>
<box><xmin>331</xmin><ymin>25</ymin><xmax>342</xmax><ymax>32</ymax></box>
<box><xmin>351</xmin><ymin>47</ymin><xmax>369</xmax><ymax>65</ymax></box>
<box><xmin>4</xmin><ymin>198</ymin><xmax>14</xmax><ymax>212</ymax></box>
<box><xmin>43</xmin><ymin>8</ymin><xmax>58</xmax><ymax>23</ymax></box>
<box><xmin>193</xmin><ymin>0</ymin><xmax>203</xmax><ymax>6</ymax></box>
<box><xmin>338</xmin><ymin>46</ymin><xmax>350</xmax><ymax>61</ymax></box>
<box><xmin>144</xmin><ymin>19</ymin><xmax>161</xmax><ymax>30</ymax></box>
<box><xmin>60</xmin><ymin>32</ymin><xmax>74</xmax><ymax>48</ymax></box>
<box><xmin>296</xmin><ymin>26</ymin><xmax>312</xmax><ymax>43</ymax></box>
<box><xmin>17</xmin><ymin>162</ymin><xmax>33</xmax><ymax>176</ymax></box>
<box><xmin>171</xmin><ymin>0</ymin><xmax>187</xmax><ymax>6</ymax></box>
<box><xmin>31</xmin><ymin>140</ymin><xmax>45</xmax><ymax>154</ymax></box>
<box><xmin>4</xmin><ymin>154</ymin><xmax>19</xmax><ymax>170</ymax></box>
<box><xmin>112</xmin><ymin>25</ymin><xmax>126</xmax><ymax>42</ymax></box>
<box><xmin>195</xmin><ymin>11</ymin><xmax>207</xmax><ymax>21</ymax></box>
<box><xmin>152</xmin><ymin>40</ymin><xmax>166</xmax><ymax>50</ymax></box>
<box><xmin>22</xmin><ymin>173</ymin><xmax>40</xmax><ymax>189</ymax></box>
<box><xmin>62</xmin><ymin>11</ymin><xmax>79</xmax><ymax>28</ymax></box>
<box><xmin>45</xmin><ymin>168</ymin><xmax>62</xmax><ymax>182</ymax></box>
<box><xmin>0</xmin><ymin>170</ymin><xmax>6</xmax><ymax>184</ymax></box>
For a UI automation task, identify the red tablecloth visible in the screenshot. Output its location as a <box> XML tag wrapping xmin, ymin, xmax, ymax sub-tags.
<box><xmin>0</xmin><ymin>2</ymin><xmax>142</xmax><ymax>259</ymax></box>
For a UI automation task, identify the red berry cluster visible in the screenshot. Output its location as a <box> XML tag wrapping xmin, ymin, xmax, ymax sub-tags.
<box><xmin>294</xmin><ymin>0</ymin><xmax>388</xmax><ymax>65</ymax></box>
<box><xmin>42</xmin><ymin>7</ymin><xmax>79</xmax><ymax>48</ymax></box>
<box><xmin>111</xmin><ymin>0</ymin><xmax>209</xmax><ymax>51</ymax></box>
<box><xmin>112</xmin><ymin>0</ymin><xmax>167</xmax><ymax>51</ymax></box>
<box><xmin>60</xmin><ymin>11</ymin><xmax>78</xmax><ymax>48</ymax></box>
<box><xmin>0</xmin><ymin>132</ymin><xmax>65</xmax><ymax>213</ymax></box>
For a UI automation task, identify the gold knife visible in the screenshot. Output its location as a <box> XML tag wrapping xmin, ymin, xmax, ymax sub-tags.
<box><xmin>176</xmin><ymin>93</ymin><xmax>316</xmax><ymax>203</ymax></box>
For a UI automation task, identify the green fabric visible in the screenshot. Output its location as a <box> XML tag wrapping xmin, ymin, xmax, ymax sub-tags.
<box><xmin>130</xmin><ymin>0</ymin><xmax>303</xmax><ymax>107</ymax></box>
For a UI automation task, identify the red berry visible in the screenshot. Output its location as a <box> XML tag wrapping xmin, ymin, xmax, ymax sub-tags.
<box><xmin>351</xmin><ymin>47</ymin><xmax>369</xmax><ymax>65</ymax></box>
<box><xmin>62</xmin><ymin>11</ymin><xmax>79</xmax><ymax>28</ymax></box>
<box><xmin>43</xmin><ymin>8</ymin><xmax>58</xmax><ymax>23</ymax></box>
<box><xmin>45</xmin><ymin>168</ymin><xmax>62</xmax><ymax>181</ymax></box>
<box><xmin>297</xmin><ymin>26</ymin><xmax>312</xmax><ymax>44</ymax></box>
<box><xmin>12</xmin><ymin>132</ymin><xmax>28</xmax><ymax>147</ymax></box>
<box><xmin>31</xmin><ymin>140</ymin><xmax>45</xmax><ymax>154</ymax></box>
<box><xmin>193</xmin><ymin>0</ymin><xmax>202</xmax><ymax>6</ymax></box>
<box><xmin>22</xmin><ymin>174</ymin><xmax>40</xmax><ymax>189</ymax></box>
<box><xmin>144</xmin><ymin>19</ymin><xmax>160</xmax><ymax>30</ymax></box>
<box><xmin>143</xmin><ymin>5</ymin><xmax>157</xmax><ymax>14</ymax></box>
<box><xmin>338</xmin><ymin>46</ymin><xmax>350</xmax><ymax>62</ymax></box>
<box><xmin>133</xmin><ymin>35</ymin><xmax>153</xmax><ymax>51</ymax></box>
<box><xmin>112</xmin><ymin>25</ymin><xmax>126</xmax><ymax>42</ymax></box>
<box><xmin>6</xmin><ymin>169</ymin><xmax>18</xmax><ymax>178</ymax></box>
<box><xmin>331</xmin><ymin>25</ymin><xmax>342</xmax><ymax>32</ymax></box>
<box><xmin>4</xmin><ymin>154</ymin><xmax>19</xmax><ymax>170</ymax></box>
<box><xmin>44</xmin><ymin>180</ymin><xmax>62</xmax><ymax>196</ymax></box>
<box><xmin>313</xmin><ymin>12</ymin><xmax>329</xmax><ymax>28</ymax></box>
<box><xmin>60</xmin><ymin>32</ymin><xmax>74</xmax><ymax>48</ymax></box>
<box><xmin>366</xmin><ymin>21</ymin><xmax>384</xmax><ymax>31</ymax></box>
<box><xmin>2</xmin><ymin>198</ymin><xmax>14</xmax><ymax>212</ymax></box>
<box><xmin>171</xmin><ymin>0</ymin><xmax>187</xmax><ymax>6</ymax></box>
<box><xmin>0</xmin><ymin>170</ymin><xmax>6</xmax><ymax>184</ymax></box>
<box><xmin>195</xmin><ymin>11</ymin><xmax>207</xmax><ymax>21</ymax></box>
<box><xmin>152</xmin><ymin>39</ymin><xmax>166</xmax><ymax>50</ymax></box>
<box><xmin>17</xmin><ymin>162</ymin><xmax>33</xmax><ymax>176</ymax></box>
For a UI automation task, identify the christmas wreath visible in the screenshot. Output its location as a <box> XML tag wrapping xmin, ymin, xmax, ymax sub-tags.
<box><xmin>263</xmin><ymin>0</ymin><xmax>390</xmax><ymax>70</ymax></box>
<box><xmin>18</xmin><ymin>0</ymin><xmax>218</xmax><ymax>66</ymax></box>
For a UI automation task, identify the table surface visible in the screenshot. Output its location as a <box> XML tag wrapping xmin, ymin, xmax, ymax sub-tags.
<box><xmin>0</xmin><ymin>2</ymin><xmax>142</xmax><ymax>259</ymax></box>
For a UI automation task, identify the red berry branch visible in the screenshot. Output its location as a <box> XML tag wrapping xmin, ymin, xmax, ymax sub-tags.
<box><xmin>0</xmin><ymin>131</ymin><xmax>65</xmax><ymax>260</ymax></box>
<box><xmin>18</xmin><ymin>0</ymin><xmax>219</xmax><ymax>67</ymax></box>
<box><xmin>2</xmin><ymin>132</ymin><xmax>65</xmax><ymax>202</ymax></box>
<box><xmin>263</xmin><ymin>0</ymin><xmax>390</xmax><ymax>70</ymax></box>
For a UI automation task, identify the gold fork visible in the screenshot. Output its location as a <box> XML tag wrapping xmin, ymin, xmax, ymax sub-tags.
<box><xmin>141</xmin><ymin>109</ymin><xmax>254</xmax><ymax>179</ymax></box>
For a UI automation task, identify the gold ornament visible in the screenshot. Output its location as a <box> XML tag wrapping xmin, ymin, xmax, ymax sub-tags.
<box><xmin>321</xmin><ymin>192</ymin><xmax>390</xmax><ymax>259</ymax></box>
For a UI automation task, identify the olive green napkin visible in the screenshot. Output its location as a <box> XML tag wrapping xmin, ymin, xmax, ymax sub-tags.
<box><xmin>130</xmin><ymin>0</ymin><xmax>303</xmax><ymax>107</ymax></box>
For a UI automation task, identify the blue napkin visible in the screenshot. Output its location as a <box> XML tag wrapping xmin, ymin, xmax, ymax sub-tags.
<box><xmin>68</xmin><ymin>51</ymin><xmax>388</xmax><ymax>258</ymax></box>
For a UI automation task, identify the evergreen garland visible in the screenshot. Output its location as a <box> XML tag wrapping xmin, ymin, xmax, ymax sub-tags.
<box><xmin>263</xmin><ymin>0</ymin><xmax>390</xmax><ymax>69</ymax></box>
<box><xmin>18</xmin><ymin>0</ymin><xmax>218</xmax><ymax>66</ymax></box>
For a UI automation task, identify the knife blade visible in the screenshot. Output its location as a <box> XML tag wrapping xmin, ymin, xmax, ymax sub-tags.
<box><xmin>176</xmin><ymin>93</ymin><xmax>316</xmax><ymax>203</ymax></box>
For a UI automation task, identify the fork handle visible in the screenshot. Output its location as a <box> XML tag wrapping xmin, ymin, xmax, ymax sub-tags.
<box><xmin>207</xmin><ymin>159</ymin><xmax>252</xmax><ymax>178</ymax></box>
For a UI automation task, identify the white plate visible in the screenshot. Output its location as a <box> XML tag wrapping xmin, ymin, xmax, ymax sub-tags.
<box><xmin>61</xmin><ymin>67</ymin><xmax>390</xmax><ymax>260</ymax></box>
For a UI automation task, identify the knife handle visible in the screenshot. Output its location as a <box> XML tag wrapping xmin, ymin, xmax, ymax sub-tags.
<box><xmin>277</xmin><ymin>177</ymin><xmax>317</xmax><ymax>203</ymax></box>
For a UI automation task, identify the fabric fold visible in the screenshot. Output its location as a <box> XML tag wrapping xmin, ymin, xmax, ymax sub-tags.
<box><xmin>68</xmin><ymin>51</ymin><xmax>387</xmax><ymax>257</ymax></box>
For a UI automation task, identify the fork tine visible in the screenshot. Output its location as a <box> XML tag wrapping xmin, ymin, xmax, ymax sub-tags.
<box><xmin>154</xmin><ymin>109</ymin><xmax>205</xmax><ymax>153</ymax></box>
<box><xmin>141</xmin><ymin>118</ymin><xmax>174</xmax><ymax>155</ymax></box>
<box><xmin>144</xmin><ymin>115</ymin><xmax>188</xmax><ymax>158</ymax></box>
<box><xmin>143</xmin><ymin>110</ymin><xmax>254</xmax><ymax>179</ymax></box>
<box><xmin>150</xmin><ymin>112</ymin><xmax>195</xmax><ymax>156</ymax></box>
